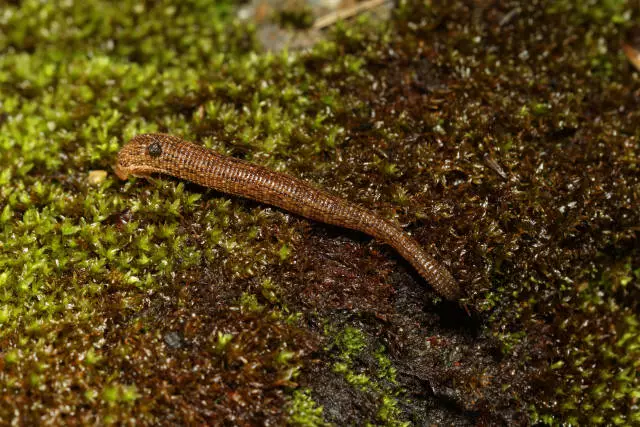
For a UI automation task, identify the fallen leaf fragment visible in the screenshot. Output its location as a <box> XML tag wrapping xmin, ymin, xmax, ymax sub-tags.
<box><xmin>623</xmin><ymin>43</ymin><xmax>640</xmax><ymax>72</ymax></box>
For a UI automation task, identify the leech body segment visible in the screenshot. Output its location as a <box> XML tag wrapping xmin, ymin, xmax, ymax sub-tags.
<box><xmin>116</xmin><ymin>134</ymin><xmax>461</xmax><ymax>300</ymax></box>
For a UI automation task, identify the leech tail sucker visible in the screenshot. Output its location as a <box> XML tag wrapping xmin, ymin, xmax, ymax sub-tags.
<box><xmin>116</xmin><ymin>133</ymin><xmax>461</xmax><ymax>300</ymax></box>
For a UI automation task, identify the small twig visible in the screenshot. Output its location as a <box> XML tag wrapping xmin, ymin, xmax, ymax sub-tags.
<box><xmin>312</xmin><ymin>0</ymin><xmax>392</xmax><ymax>30</ymax></box>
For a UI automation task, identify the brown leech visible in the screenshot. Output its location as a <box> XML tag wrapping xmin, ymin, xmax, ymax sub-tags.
<box><xmin>116</xmin><ymin>134</ymin><xmax>461</xmax><ymax>300</ymax></box>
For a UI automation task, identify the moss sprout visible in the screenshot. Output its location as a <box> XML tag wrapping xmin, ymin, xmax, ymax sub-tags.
<box><xmin>286</xmin><ymin>389</ymin><xmax>328</xmax><ymax>426</ymax></box>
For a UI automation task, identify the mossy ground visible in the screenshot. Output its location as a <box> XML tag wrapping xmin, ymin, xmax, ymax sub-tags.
<box><xmin>0</xmin><ymin>0</ymin><xmax>639</xmax><ymax>424</ymax></box>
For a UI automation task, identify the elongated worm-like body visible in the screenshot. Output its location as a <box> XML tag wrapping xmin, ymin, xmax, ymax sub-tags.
<box><xmin>116</xmin><ymin>134</ymin><xmax>460</xmax><ymax>300</ymax></box>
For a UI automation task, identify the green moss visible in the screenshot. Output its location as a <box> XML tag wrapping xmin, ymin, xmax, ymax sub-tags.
<box><xmin>4</xmin><ymin>350</ymin><xmax>19</xmax><ymax>365</ymax></box>
<box><xmin>121</xmin><ymin>385</ymin><xmax>141</xmax><ymax>403</ymax></box>
<box><xmin>286</xmin><ymin>389</ymin><xmax>328</xmax><ymax>426</ymax></box>
<box><xmin>279</xmin><ymin>243</ymin><xmax>292</xmax><ymax>261</ymax></box>
<box><xmin>214</xmin><ymin>331</ymin><xmax>234</xmax><ymax>353</ymax></box>
<box><xmin>329</xmin><ymin>326</ymin><xmax>409</xmax><ymax>425</ymax></box>
<box><xmin>102</xmin><ymin>385</ymin><xmax>119</xmax><ymax>404</ymax></box>
<box><xmin>276</xmin><ymin>349</ymin><xmax>296</xmax><ymax>365</ymax></box>
<box><xmin>547</xmin><ymin>0</ymin><xmax>632</xmax><ymax>24</ymax></box>
<box><xmin>374</xmin><ymin>346</ymin><xmax>397</xmax><ymax>384</ymax></box>
<box><xmin>239</xmin><ymin>292</ymin><xmax>264</xmax><ymax>314</ymax></box>
<box><xmin>99</xmin><ymin>383</ymin><xmax>140</xmax><ymax>405</ymax></box>
<box><xmin>260</xmin><ymin>277</ymin><xmax>281</xmax><ymax>304</ymax></box>
<box><xmin>334</xmin><ymin>327</ymin><xmax>367</xmax><ymax>363</ymax></box>
<box><xmin>377</xmin><ymin>396</ymin><xmax>411</xmax><ymax>427</ymax></box>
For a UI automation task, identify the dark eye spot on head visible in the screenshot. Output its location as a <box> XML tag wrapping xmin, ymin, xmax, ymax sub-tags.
<box><xmin>147</xmin><ymin>141</ymin><xmax>162</xmax><ymax>158</ymax></box>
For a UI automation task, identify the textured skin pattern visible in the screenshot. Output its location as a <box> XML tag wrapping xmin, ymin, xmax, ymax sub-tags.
<box><xmin>116</xmin><ymin>134</ymin><xmax>461</xmax><ymax>300</ymax></box>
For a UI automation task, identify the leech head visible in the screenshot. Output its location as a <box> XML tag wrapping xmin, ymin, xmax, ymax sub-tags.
<box><xmin>115</xmin><ymin>133</ymin><xmax>179</xmax><ymax>180</ymax></box>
